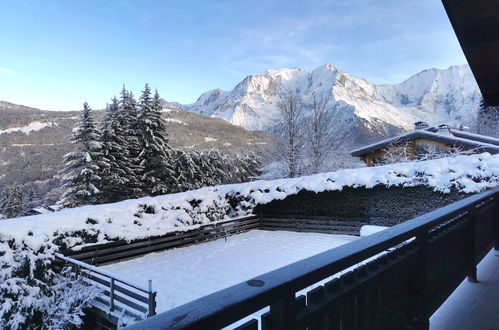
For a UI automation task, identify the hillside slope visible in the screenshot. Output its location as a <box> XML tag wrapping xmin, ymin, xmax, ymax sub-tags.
<box><xmin>0</xmin><ymin>102</ymin><xmax>270</xmax><ymax>200</ymax></box>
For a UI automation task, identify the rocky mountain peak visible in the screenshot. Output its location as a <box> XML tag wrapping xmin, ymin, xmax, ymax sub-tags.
<box><xmin>173</xmin><ymin>64</ymin><xmax>480</xmax><ymax>147</ymax></box>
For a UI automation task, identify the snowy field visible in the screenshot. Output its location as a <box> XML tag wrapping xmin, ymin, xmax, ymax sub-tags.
<box><xmin>102</xmin><ymin>230</ymin><xmax>358</xmax><ymax>313</ymax></box>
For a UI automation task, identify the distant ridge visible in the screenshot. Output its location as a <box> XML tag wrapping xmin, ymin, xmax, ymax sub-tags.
<box><xmin>167</xmin><ymin>64</ymin><xmax>481</xmax><ymax>148</ymax></box>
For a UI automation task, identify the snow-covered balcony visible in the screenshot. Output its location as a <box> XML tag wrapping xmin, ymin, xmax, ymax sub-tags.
<box><xmin>1</xmin><ymin>154</ymin><xmax>498</xmax><ymax>329</ymax></box>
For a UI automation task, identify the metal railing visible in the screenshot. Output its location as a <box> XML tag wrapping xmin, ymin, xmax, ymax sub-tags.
<box><xmin>55</xmin><ymin>253</ymin><xmax>156</xmax><ymax>320</ymax></box>
<box><xmin>122</xmin><ymin>187</ymin><xmax>498</xmax><ymax>330</ymax></box>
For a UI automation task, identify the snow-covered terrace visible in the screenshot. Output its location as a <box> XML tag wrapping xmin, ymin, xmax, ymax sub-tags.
<box><xmin>101</xmin><ymin>230</ymin><xmax>360</xmax><ymax>314</ymax></box>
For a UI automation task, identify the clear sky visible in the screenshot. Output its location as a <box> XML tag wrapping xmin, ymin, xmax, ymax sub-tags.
<box><xmin>0</xmin><ymin>0</ymin><xmax>467</xmax><ymax>111</ymax></box>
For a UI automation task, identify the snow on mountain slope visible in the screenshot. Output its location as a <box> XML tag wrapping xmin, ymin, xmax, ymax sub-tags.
<box><xmin>172</xmin><ymin>64</ymin><xmax>480</xmax><ymax>147</ymax></box>
<box><xmin>0</xmin><ymin>121</ymin><xmax>56</xmax><ymax>135</ymax></box>
<box><xmin>375</xmin><ymin>65</ymin><xmax>481</xmax><ymax>125</ymax></box>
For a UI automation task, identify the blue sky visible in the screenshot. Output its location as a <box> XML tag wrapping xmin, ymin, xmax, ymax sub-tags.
<box><xmin>0</xmin><ymin>0</ymin><xmax>466</xmax><ymax>110</ymax></box>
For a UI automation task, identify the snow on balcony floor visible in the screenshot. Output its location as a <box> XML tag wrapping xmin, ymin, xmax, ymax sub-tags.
<box><xmin>101</xmin><ymin>230</ymin><xmax>358</xmax><ymax>313</ymax></box>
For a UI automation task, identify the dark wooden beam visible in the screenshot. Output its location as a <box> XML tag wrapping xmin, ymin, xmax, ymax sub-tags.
<box><xmin>442</xmin><ymin>0</ymin><xmax>499</xmax><ymax>106</ymax></box>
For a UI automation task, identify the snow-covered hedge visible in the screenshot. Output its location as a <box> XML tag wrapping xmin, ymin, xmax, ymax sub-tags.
<box><xmin>1</xmin><ymin>153</ymin><xmax>499</xmax><ymax>329</ymax></box>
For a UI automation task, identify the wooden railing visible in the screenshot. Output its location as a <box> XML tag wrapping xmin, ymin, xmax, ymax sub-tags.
<box><xmin>261</xmin><ymin>215</ymin><xmax>365</xmax><ymax>235</ymax></box>
<box><xmin>55</xmin><ymin>253</ymin><xmax>157</xmax><ymax>320</ymax></box>
<box><xmin>122</xmin><ymin>187</ymin><xmax>498</xmax><ymax>330</ymax></box>
<box><xmin>62</xmin><ymin>215</ymin><xmax>260</xmax><ymax>265</ymax></box>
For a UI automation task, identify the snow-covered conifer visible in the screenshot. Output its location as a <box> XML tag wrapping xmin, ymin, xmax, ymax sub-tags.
<box><xmin>136</xmin><ymin>85</ymin><xmax>175</xmax><ymax>195</ymax></box>
<box><xmin>23</xmin><ymin>185</ymin><xmax>37</xmax><ymax>213</ymax></box>
<box><xmin>117</xmin><ymin>87</ymin><xmax>144</xmax><ymax>197</ymax></box>
<box><xmin>97</xmin><ymin>97</ymin><xmax>126</xmax><ymax>203</ymax></box>
<box><xmin>171</xmin><ymin>148</ymin><xmax>199</xmax><ymax>192</ymax></box>
<box><xmin>59</xmin><ymin>102</ymin><xmax>102</xmax><ymax>208</ymax></box>
<box><xmin>1</xmin><ymin>185</ymin><xmax>24</xmax><ymax>218</ymax></box>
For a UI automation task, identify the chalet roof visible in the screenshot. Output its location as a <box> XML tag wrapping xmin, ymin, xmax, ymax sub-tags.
<box><xmin>31</xmin><ymin>207</ymin><xmax>52</xmax><ymax>214</ymax></box>
<box><xmin>350</xmin><ymin>128</ymin><xmax>499</xmax><ymax>157</ymax></box>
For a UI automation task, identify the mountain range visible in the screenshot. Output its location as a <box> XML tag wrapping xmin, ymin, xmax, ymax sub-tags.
<box><xmin>167</xmin><ymin>64</ymin><xmax>481</xmax><ymax>147</ymax></box>
<box><xmin>0</xmin><ymin>63</ymin><xmax>482</xmax><ymax>204</ymax></box>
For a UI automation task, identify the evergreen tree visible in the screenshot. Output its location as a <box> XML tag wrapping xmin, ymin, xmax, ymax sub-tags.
<box><xmin>1</xmin><ymin>185</ymin><xmax>24</xmax><ymax>218</ymax></box>
<box><xmin>0</xmin><ymin>188</ymin><xmax>6</xmax><ymax>219</ymax></box>
<box><xmin>171</xmin><ymin>149</ymin><xmax>199</xmax><ymax>192</ymax></box>
<box><xmin>201</xmin><ymin>149</ymin><xmax>230</xmax><ymax>186</ymax></box>
<box><xmin>59</xmin><ymin>103</ymin><xmax>102</xmax><ymax>208</ymax></box>
<box><xmin>136</xmin><ymin>85</ymin><xmax>175</xmax><ymax>195</ymax></box>
<box><xmin>117</xmin><ymin>87</ymin><xmax>144</xmax><ymax>197</ymax></box>
<box><xmin>23</xmin><ymin>185</ymin><xmax>37</xmax><ymax>213</ymax></box>
<box><xmin>99</xmin><ymin>97</ymin><xmax>128</xmax><ymax>203</ymax></box>
<box><xmin>98</xmin><ymin>89</ymin><xmax>143</xmax><ymax>203</ymax></box>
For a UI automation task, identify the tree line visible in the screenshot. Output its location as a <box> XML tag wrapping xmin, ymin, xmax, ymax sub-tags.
<box><xmin>59</xmin><ymin>84</ymin><xmax>260</xmax><ymax>208</ymax></box>
<box><xmin>0</xmin><ymin>84</ymin><xmax>260</xmax><ymax>217</ymax></box>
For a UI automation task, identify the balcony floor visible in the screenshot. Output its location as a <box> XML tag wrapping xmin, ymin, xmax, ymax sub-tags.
<box><xmin>430</xmin><ymin>248</ymin><xmax>499</xmax><ymax>330</ymax></box>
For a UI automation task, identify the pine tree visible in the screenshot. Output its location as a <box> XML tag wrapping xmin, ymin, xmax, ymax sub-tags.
<box><xmin>1</xmin><ymin>185</ymin><xmax>24</xmax><ymax>218</ymax></box>
<box><xmin>99</xmin><ymin>97</ymin><xmax>128</xmax><ymax>203</ymax></box>
<box><xmin>23</xmin><ymin>185</ymin><xmax>37</xmax><ymax>214</ymax></box>
<box><xmin>202</xmin><ymin>149</ymin><xmax>230</xmax><ymax>186</ymax></box>
<box><xmin>171</xmin><ymin>149</ymin><xmax>199</xmax><ymax>192</ymax></box>
<box><xmin>117</xmin><ymin>87</ymin><xmax>144</xmax><ymax>197</ymax></box>
<box><xmin>136</xmin><ymin>85</ymin><xmax>175</xmax><ymax>195</ymax></box>
<box><xmin>99</xmin><ymin>89</ymin><xmax>143</xmax><ymax>203</ymax></box>
<box><xmin>0</xmin><ymin>188</ymin><xmax>7</xmax><ymax>219</ymax></box>
<box><xmin>59</xmin><ymin>103</ymin><xmax>102</xmax><ymax>208</ymax></box>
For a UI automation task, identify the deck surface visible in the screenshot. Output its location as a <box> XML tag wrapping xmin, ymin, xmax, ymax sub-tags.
<box><xmin>102</xmin><ymin>230</ymin><xmax>357</xmax><ymax>313</ymax></box>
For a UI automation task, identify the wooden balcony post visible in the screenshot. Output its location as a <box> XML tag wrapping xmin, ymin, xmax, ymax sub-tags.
<box><xmin>110</xmin><ymin>278</ymin><xmax>115</xmax><ymax>312</ymax></box>
<box><xmin>467</xmin><ymin>206</ymin><xmax>478</xmax><ymax>283</ymax></box>
<box><xmin>413</xmin><ymin>231</ymin><xmax>430</xmax><ymax>330</ymax></box>
<box><xmin>268</xmin><ymin>293</ymin><xmax>296</xmax><ymax>330</ymax></box>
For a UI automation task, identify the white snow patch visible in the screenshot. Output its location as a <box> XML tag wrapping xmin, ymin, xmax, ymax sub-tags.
<box><xmin>204</xmin><ymin>137</ymin><xmax>217</xmax><ymax>142</ymax></box>
<box><xmin>102</xmin><ymin>230</ymin><xmax>357</xmax><ymax>313</ymax></box>
<box><xmin>164</xmin><ymin>118</ymin><xmax>187</xmax><ymax>125</ymax></box>
<box><xmin>0</xmin><ymin>121</ymin><xmax>55</xmax><ymax>135</ymax></box>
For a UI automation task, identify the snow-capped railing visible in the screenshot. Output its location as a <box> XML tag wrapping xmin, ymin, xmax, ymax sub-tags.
<box><xmin>55</xmin><ymin>253</ymin><xmax>156</xmax><ymax>320</ymax></box>
<box><xmin>122</xmin><ymin>187</ymin><xmax>499</xmax><ymax>330</ymax></box>
<box><xmin>61</xmin><ymin>214</ymin><xmax>260</xmax><ymax>265</ymax></box>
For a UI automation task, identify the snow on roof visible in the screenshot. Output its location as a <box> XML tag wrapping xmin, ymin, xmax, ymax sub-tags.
<box><xmin>0</xmin><ymin>153</ymin><xmax>498</xmax><ymax>251</ymax></box>
<box><xmin>450</xmin><ymin>129</ymin><xmax>499</xmax><ymax>146</ymax></box>
<box><xmin>31</xmin><ymin>207</ymin><xmax>53</xmax><ymax>214</ymax></box>
<box><xmin>350</xmin><ymin>128</ymin><xmax>499</xmax><ymax>156</ymax></box>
